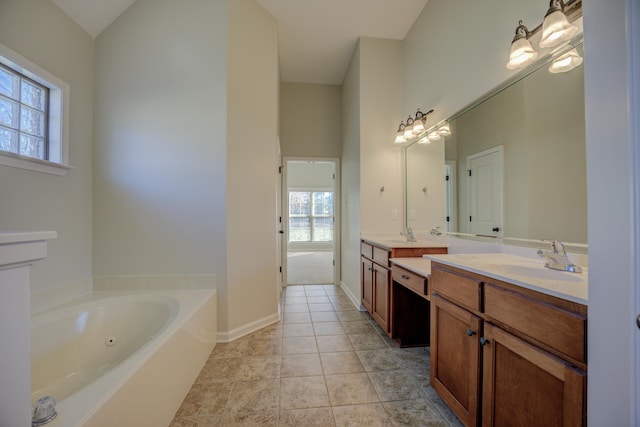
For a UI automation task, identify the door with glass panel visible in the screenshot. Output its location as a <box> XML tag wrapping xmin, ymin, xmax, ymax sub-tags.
<box><xmin>283</xmin><ymin>159</ymin><xmax>338</xmax><ymax>286</ymax></box>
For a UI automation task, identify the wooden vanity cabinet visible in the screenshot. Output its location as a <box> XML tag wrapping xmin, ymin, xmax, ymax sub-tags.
<box><xmin>481</xmin><ymin>323</ymin><xmax>586</xmax><ymax>427</ymax></box>
<box><xmin>431</xmin><ymin>294</ymin><xmax>482</xmax><ymax>426</ymax></box>
<box><xmin>360</xmin><ymin>256</ymin><xmax>374</xmax><ymax>313</ymax></box>
<box><xmin>371</xmin><ymin>262</ymin><xmax>390</xmax><ymax>331</ymax></box>
<box><xmin>360</xmin><ymin>240</ymin><xmax>446</xmax><ymax>335</ymax></box>
<box><xmin>430</xmin><ymin>263</ymin><xmax>587</xmax><ymax>427</ymax></box>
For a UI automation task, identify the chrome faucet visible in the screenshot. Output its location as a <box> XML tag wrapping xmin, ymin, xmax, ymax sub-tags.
<box><xmin>430</xmin><ymin>226</ymin><xmax>442</xmax><ymax>236</ymax></box>
<box><xmin>537</xmin><ymin>240</ymin><xmax>582</xmax><ymax>273</ymax></box>
<box><xmin>401</xmin><ymin>227</ymin><xmax>417</xmax><ymax>242</ymax></box>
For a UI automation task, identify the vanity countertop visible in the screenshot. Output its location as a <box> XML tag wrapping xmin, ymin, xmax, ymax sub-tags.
<box><xmin>423</xmin><ymin>253</ymin><xmax>588</xmax><ymax>305</ymax></box>
<box><xmin>390</xmin><ymin>257</ymin><xmax>432</xmax><ymax>276</ymax></box>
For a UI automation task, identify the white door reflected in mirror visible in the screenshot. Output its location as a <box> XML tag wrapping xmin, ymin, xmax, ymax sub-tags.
<box><xmin>467</xmin><ymin>146</ymin><xmax>503</xmax><ymax>237</ymax></box>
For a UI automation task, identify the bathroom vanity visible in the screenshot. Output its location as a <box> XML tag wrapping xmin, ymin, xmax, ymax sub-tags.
<box><xmin>390</xmin><ymin>257</ymin><xmax>433</xmax><ymax>347</ymax></box>
<box><xmin>360</xmin><ymin>238</ymin><xmax>447</xmax><ymax>336</ymax></box>
<box><xmin>428</xmin><ymin>254</ymin><xmax>588</xmax><ymax>427</ymax></box>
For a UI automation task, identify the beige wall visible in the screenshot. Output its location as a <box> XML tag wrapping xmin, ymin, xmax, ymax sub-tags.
<box><xmin>0</xmin><ymin>0</ymin><xmax>94</xmax><ymax>308</ymax></box>
<box><xmin>404</xmin><ymin>0</ymin><xmax>544</xmax><ymax>125</ymax></box>
<box><xmin>359</xmin><ymin>37</ymin><xmax>404</xmax><ymax>234</ymax></box>
<box><xmin>405</xmin><ymin>140</ymin><xmax>446</xmax><ymax>231</ymax></box>
<box><xmin>93</xmin><ymin>0</ymin><xmax>227</xmax><ymax>277</ymax></box>
<box><xmin>93</xmin><ymin>0</ymin><xmax>279</xmax><ymax>338</ymax></box>
<box><xmin>340</xmin><ymin>43</ymin><xmax>361</xmax><ymax>301</ymax></box>
<box><xmin>226</xmin><ymin>0</ymin><xmax>279</xmax><ymax>335</ymax></box>
<box><xmin>524</xmin><ymin>63</ymin><xmax>586</xmax><ymax>242</ymax></box>
<box><xmin>339</xmin><ymin>37</ymin><xmax>404</xmax><ymax>301</ymax></box>
<box><xmin>280</xmin><ymin>83</ymin><xmax>342</xmax><ymax>157</ymax></box>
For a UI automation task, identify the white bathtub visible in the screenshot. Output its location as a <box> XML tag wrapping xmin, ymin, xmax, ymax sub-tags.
<box><xmin>30</xmin><ymin>290</ymin><xmax>217</xmax><ymax>427</ymax></box>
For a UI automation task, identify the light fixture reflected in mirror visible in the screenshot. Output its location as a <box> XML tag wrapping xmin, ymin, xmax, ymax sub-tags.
<box><xmin>418</xmin><ymin>136</ymin><xmax>430</xmax><ymax>145</ymax></box>
<box><xmin>540</xmin><ymin>0</ymin><xmax>578</xmax><ymax>48</ymax></box>
<box><xmin>506</xmin><ymin>21</ymin><xmax>538</xmax><ymax>70</ymax></box>
<box><xmin>548</xmin><ymin>48</ymin><xmax>582</xmax><ymax>73</ymax></box>
<box><xmin>395</xmin><ymin>123</ymin><xmax>406</xmax><ymax>144</ymax></box>
<box><xmin>437</xmin><ymin>123</ymin><xmax>451</xmax><ymax>135</ymax></box>
<box><xmin>427</xmin><ymin>131</ymin><xmax>441</xmax><ymax>141</ymax></box>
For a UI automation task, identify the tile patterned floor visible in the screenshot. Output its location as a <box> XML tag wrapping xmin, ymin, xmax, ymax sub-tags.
<box><xmin>170</xmin><ymin>285</ymin><xmax>463</xmax><ymax>427</ymax></box>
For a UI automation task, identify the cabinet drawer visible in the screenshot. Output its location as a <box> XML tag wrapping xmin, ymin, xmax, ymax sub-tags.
<box><xmin>392</xmin><ymin>266</ymin><xmax>428</xmax><ymax>298</ymax></box>
<box><xmin>361</xmin><ymin>242</ymin><xmax>373</xmax><ymax>258</ymax></box>
<box><xmin>431</xmin><ymin>265</ymin><xmax>482</xmax><ymax>311</ymax></box>
<box><xmin>373</xmin><ymin>246</ymin><xmax>390</xmax><ymax>266</ymax></box>
<box><xmin>484</xmin><ymin>283</ymin><xmax>586</xmax><ymax>364</ymax></box>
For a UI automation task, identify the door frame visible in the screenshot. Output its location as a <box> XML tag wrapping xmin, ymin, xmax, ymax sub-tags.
<box><xmin>445</xmin><ymin>160</ymin><xmax>457</xmax><ymax>233</ymax></box>
<box><xmin>281</xmin><ymin>157</ymin><xmax>340</xmax><ymax>287</ymax></box>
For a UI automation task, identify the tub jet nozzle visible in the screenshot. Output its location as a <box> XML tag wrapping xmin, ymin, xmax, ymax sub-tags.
<box><xmin>32</xmin><ymin>396</ymin><xmax>57</xmax><ymax>426</ymax></box>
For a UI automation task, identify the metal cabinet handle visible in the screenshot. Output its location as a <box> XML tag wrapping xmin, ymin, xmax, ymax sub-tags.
<box><xmin>467</xmin><ymin>329</ymin><xmax>476</xmax><ymax>336</ymax></box>
<box><xmin>368</xmin><ymin>267</ymin><xmax>373</xmax><ymax>272</ymax></box>
<box><xmin>480</xmin><ymin>337</ymin><xmax>490</xmax><ymax>346</ymax></box>
<box><xmin>401</xmin><ymin>274</ymin><xmax>410</xmax><ymax>280</ymax></box>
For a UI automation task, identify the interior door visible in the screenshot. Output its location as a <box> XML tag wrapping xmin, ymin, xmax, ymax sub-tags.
<box><xmin>276</xmin><ymin>139</ymin><xmax>284</xmax><ymax>296</ymax></box>
<box><xmin>467</xmin><ymin>146</ymin><xmax>503</xmax><ymax>237</ymax></box>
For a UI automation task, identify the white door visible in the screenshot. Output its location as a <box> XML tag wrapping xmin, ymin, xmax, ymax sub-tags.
<box><xmin>276</xmin><ymin>139</ymin><xmax>284</xmax><ymax>296</ymax></box>
<box><xmin>467</xmin><ymin>146</ymin><xmax>503</xmax><ymax>237</ymax></box>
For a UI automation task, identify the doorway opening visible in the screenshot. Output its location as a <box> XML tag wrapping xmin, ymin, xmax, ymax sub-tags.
<box><xmin>282</xmin><ymin>158</ymin><xmax>339</xmax><ymax>286</ymax></box>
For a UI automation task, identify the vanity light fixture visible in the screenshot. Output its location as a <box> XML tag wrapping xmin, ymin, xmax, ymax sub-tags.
<box><xmin>506</xmin><ymin>20</ymin><xmax>538</xmax><ymax>70</ymax></box>
<box><xmin>393</xmin><ymin>109</ymin><xmax>434</xmax><ymax>144</ymax></box>
<box><xmin>540</xmin><ymin>0</ymin><xmax>578</xmax><ymax>48</ymax></box>
<box><xmin>395</xmin><ymin>122</ymin><xmax>407</xmax><ymax>144</ymax></box>
<box><xmin>404</xmin><ymin>116</ymin><xmax>415</xmax><ymax>139</ymax></box>
<box><xmin>418</xmin><ymin>136</ymin><xmax>430</xmax><ymax>145</ymax></box>
<box><xmin>506</xmin><ymin>0</ymin><xmax>581</xmax><ymax>71</ymax></box>
<box><xmin>412</xmin><ymin>109</ymin><xmax>428</xmax><ymax>135</ymax></box>
<box><xmin>548</xmin><ymin>48</ymin><xmax>582</xmax><ymax>73</ymax></box>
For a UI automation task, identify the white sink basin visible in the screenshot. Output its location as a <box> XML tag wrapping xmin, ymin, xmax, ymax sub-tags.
<box><xmin>424</xmin><ymin>253</ymin><xmax>588</xmax><ymax>303</ymax></box>
<box><xmin>484</xmin><ymin>263</ymin><xmax>585</xmax><ymax>283</ymax></box>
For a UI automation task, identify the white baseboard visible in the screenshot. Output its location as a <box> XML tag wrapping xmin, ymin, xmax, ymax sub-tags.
<box><xmin>216</xmin><ymin>312</ymin><xmax>281</xmax><ymax>343</ymax></box>
<box><xmin>339</xmin><ymin>280</ymin><xmax>365</xmax><ymax>311</ymax></box>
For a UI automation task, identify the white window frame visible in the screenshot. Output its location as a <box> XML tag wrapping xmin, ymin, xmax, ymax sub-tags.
<box><xmin>0</xmin><ymin>42</ymin><xmax>71</xmax><ymax>176</ymax></box>
<box><xmin>288</xmin><ymin>188</ymin><xmax>334</xmax><ymax>247</ymax></box>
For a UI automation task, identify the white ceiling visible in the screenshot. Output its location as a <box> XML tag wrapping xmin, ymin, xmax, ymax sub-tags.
<box><xmin>52</xmin><ymin>0</ymin><xmax>429</xmax><ymax>85</ymax></box>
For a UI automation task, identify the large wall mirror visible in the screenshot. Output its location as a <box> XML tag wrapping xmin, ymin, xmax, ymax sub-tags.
<box><xmin>405</xmin><ymin>40</ymin><xmax>586</xmax><ymax>246</ymax></box>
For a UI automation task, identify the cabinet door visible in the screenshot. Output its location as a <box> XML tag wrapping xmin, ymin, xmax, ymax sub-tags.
<box><xmin>431</xmin><ymin>295</ymin><xmax>482</xmax><ymax>427</ymax></box>
<box><xmin>481</xmin><ymin>323</ymin><xmax>586</xmax><ymax>427</ymax></box>
<box><xmin>361</xmin><ymin>257</ymin><xmax>373</xmax><ymax>313</ymax></box>
<box><xmin>372</xmin><ymin>262</ymin><xmax>390</xmax><ymax>333</ymax></box>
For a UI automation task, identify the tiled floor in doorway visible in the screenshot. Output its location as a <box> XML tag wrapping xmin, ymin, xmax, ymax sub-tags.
<box><xmin>170</xmin><ymin>284</ymin><xmax>463</xmax><ymax>426</ymax></box>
